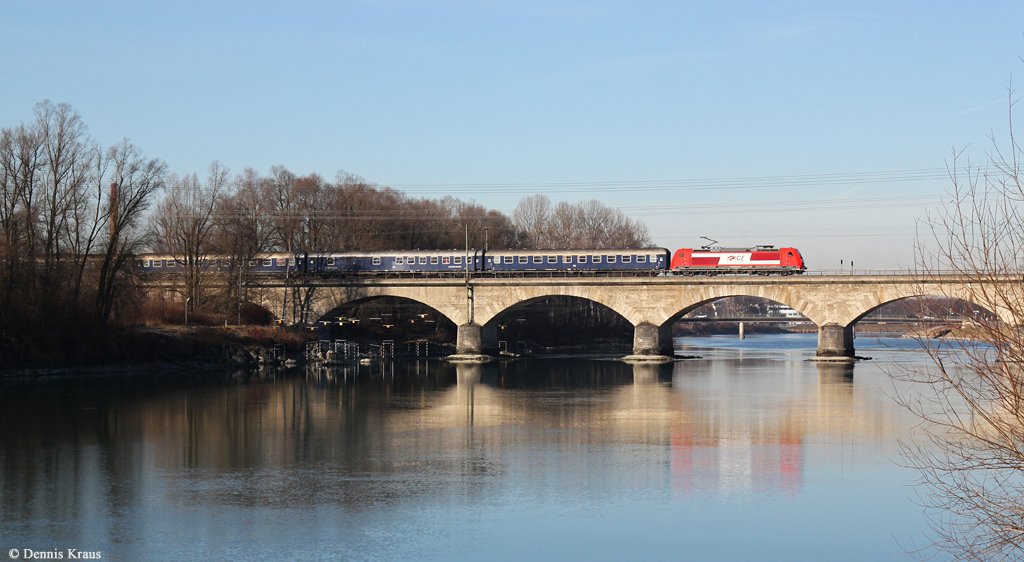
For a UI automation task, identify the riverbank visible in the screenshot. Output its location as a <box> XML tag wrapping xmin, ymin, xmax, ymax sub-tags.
<box><xmin>0</xmin><ymin>325</ymin><xmax>318</xmax><ymax>381</ymax></box>
<box><xmin>901</xmin><ymin>323</ymin><xmax>989</xmax><ymax>341</ymax></box>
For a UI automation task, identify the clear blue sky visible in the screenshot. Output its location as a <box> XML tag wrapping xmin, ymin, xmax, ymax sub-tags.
<box><xmin>3</xmin><ymin>0</ymin><xmax>1023</xmax><ymax>269</ymax></box>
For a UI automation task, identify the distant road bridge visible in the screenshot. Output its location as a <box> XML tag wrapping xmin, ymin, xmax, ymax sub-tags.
<box><xmin>196</xmin><ymin>272</ymin><xmax>1010</xmax><ymax>359</ymax></box>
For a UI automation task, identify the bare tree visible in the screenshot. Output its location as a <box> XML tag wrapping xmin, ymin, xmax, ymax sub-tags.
<box><xmin>547</xmin><ymin>200</ymin><xmax>582</xmax><ymax>247</ymax></box>
<box><xmin>267</xmin><ymin>165</ymin><xmax>300</xmax><ymax>252</ymax></box>
<box><xmin>897</xmin><ymin>85</ymin><xmax>1024</xmax><ymax>561</ymax></box>
<box><xmin>34</xmin><ymin>101</ymin><xmax>99</xmax><ymax>307</ymax></box>
<box><xmin>95</xmin><ymin>139</ymin><xmax>166</xmax><ymax>324</ymax></box>
<box><xmin>149</xmin><ymin>162</ymin><xmax>227</xmax><ymax>316</ymax></box>
<box><xmin>513</xmin><ymin>196</ymin><xmax>653</xmax><ymax>249</ymax></box>
<box><xmin>0</xmin><ymin>122</ymin><xmax>42</xmax><ymax>316</ymax></box>
<box><xmin>512</xmin><ymin>194</ymin><xmax>551</xmax><ymax>247</ymax></box>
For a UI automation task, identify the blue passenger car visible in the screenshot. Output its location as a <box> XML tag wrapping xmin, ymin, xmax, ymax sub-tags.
<box><xmin>136</xmin><ymin>253</ymin><xmax>304</xmax><ymax>275</ymax></box>
<box><xmin>484</xmin><ymin>248</ymin><xmax>669</xmax><ymax>272</ymax></box>
<box><xmin>136</xmin><ymin>248</ymin><xmax>668</xmax><ymax>276</ymax></box>
<box><xmin>306</xmin><ymin>251</ymin><xmax>482</xmax><ymax>274</ymax></box>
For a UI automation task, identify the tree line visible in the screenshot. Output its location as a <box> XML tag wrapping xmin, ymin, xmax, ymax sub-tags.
<box><xmin>147</xmin><ymin>163</ymin><xmax>653</xmax><ymax>327</ymax></box>
<box><xmin>0</xmin><ymin>101</ymin><xmax>655</xmax><ymax>360</ymax></box>
<box><xmin>0</xmin><ymin>101</ymin><xmax>166</xmax><ymax>362</ymax></box>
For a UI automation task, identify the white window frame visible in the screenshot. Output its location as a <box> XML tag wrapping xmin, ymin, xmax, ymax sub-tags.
<box><xmin>372</xmin><ymin>257</ymin><xmax>381</xmax><ymax>265</ymax></box>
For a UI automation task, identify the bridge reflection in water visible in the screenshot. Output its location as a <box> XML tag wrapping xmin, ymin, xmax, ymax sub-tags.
<box><xmin>0</xmin><ymin>348</ymin><xmax>922</xmax><ymax>560</ymax></box>
<box><xmin>292</xmin><ymin>357</ymin><xmax>878</xmax><ymax>498</ymax></box>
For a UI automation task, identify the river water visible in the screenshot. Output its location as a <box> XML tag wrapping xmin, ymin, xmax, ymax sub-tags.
<box><xmin>0</xmin><ymin>334</ymin><xmax>950</xmax><ymax>561</ymax></box>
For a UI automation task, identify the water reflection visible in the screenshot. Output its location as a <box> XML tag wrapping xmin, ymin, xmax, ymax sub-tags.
<box><xmin>0</xmin><ymin>337</ymin><xmax>940</xmax><ymax>561</ymax></box>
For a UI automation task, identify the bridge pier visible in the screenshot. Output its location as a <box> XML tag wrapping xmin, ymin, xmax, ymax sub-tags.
<box><xmin>631</xmin><ymin>322</ymin><xmax>674</xmax><ymax>357</ymax></box>
<box><xmin>456</xmin><ymin>323</ymin><xmax>484</xmax><ymax>354</ymax></box>
<box><xmin>816</xmin><ymin>323</ymin><xmax>855</xmax><ymax>358</ymax></box>
<box><xmin>454</xmin><ymin>323</ymin><xmax>498</xmax><ymax>353</ymax></box>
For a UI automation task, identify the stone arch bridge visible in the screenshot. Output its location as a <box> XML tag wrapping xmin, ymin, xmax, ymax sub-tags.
<box><xmin>240</xmin><ymin>273</ymin><xmax>1012</xmax><ymax>358</ymax></box>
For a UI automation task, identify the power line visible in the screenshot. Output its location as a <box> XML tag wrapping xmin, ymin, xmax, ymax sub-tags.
<box><xmin>167</xmin><ymin>167</ymin><xmax>952</xmax><ymax>195</ymax></box>
<box><xmin>201</xmin><ymin>193</ymin><xmax>945</xmax><ymax>220</ymax></box>
<box><xmin>385</xmin><ymin>168</ymin><xmax>951</xmax><ymax>194</ymax></box>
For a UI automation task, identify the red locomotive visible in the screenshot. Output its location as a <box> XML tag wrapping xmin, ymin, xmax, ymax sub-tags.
<box><xmin>671</xmin><ymin>246</ymin><xmax>805</xmax><ymax>275</ymax></box>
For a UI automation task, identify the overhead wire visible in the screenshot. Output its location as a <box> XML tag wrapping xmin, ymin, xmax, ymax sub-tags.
<box><xmin>204</xmin><ymin>194</ymin><xmax>946</xmax><ymax>220</ymax></box>
<box><xmin>168</xmin><ymin>167</ymin><xmax>952</xmax><ymax>195</ymax></box>
<box><xmin>385</xmin><ymin>168</ymin><xmax>950</xmax><ymax>194</ymax></box>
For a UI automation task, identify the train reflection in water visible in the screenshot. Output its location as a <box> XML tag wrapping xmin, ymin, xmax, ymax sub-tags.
<box><xmin>285</xmin><ymin>357</ymin><xmax>871</xmax><ymax>498</ymax></box>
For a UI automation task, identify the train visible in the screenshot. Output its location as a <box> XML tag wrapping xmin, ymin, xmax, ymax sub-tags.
<box><xmin>136</xmin><ymin>245</ymin><xmax>805</xmax><ymax>276</ymax></box>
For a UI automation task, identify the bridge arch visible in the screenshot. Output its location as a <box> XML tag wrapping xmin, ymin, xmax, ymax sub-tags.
<box><xmin>848</xmin><ymin>288</ymin><xmax>1005</xmax><ymax>327</ymax></box>
<box><xmin>473</xmin><ymin>284</ymin><xmax>637</xmax><ymax>328</ymax></box>
<box><xmin>316</xmin><ymin>295</ymin><xmax>459</xmax><ymax>343</ymax></box>
<box><xmin>482</xmin><ymin>294</ymin><xmax>635</xmax><ymax>354</ymax></box>
<box><xmin>312</xmin><ymin>285</ymin><xmax>467</xmax><ymax>326</ymax></box>
<box><xmin>661</xmin><ymin>293</ymin><xmax>813</xmax><ymax>326</ymax></box>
